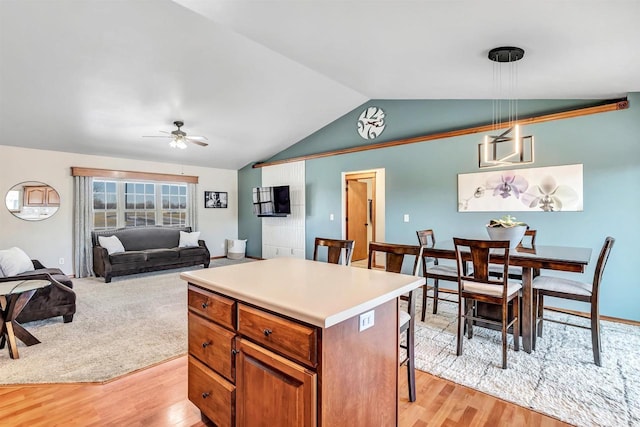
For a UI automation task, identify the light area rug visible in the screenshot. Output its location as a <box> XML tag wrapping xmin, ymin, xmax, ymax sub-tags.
<box><xmin>0</xmin><ymin>269</ymin><xmax>192</xmax><ymax>384</ymax></box>
<box><xmin>413</xmin><ymin>296</ymin><xmax>640</xmax><ymax>427</ymax></box>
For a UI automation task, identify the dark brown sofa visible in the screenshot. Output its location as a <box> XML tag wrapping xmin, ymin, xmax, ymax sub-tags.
<box><xmin>92</xmin><ymin>226</ymin><xmax>210</xmax><ymax>283</ymax></box>
<box><xmin>1</xmin><ymin>260</ymin><xmax>76</xmax><ymax>324</ymax></box>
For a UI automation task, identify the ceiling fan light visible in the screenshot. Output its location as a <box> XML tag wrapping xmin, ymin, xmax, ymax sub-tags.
<box><xmin>177</xmin><ymin>139</ymin><xmax>188</xmax><ymax>149</ymax></box>
<box><xmin>169</xmin><ymin>140</ymin><xmax>178</xmax><ymax>148</ymax></box>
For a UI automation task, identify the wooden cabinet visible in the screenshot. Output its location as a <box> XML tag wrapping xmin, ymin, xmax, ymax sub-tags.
<box><xmin>188</xmin><ymin>285</ymin><xmax>318</xmax><ymax>427</ymax></box>
<box><xmin>187</xmin><ymin>276</ymin><xmax>399</xmax><ymax>427</ymax></box>
<box><xmin>236</xmin><ymin>339</ymin><xmax>316</xmax><ymax>427</ymax></box>
<box><xmin>23</xmin><ymin>186</ymin><xmax>60</xmax><ymax>206</ymax></box>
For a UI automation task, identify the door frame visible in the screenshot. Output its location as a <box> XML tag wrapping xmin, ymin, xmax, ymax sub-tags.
<box><xmin>341</xmin><ymin>168</ymin><xmax>385</xmax><ymax>263</ymax></box>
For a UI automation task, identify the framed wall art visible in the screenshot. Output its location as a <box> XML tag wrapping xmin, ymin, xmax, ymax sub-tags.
<box><xmin>205</xmin><ymin>191</ymin><xmax>228</xmax><ymax>208</ymax></box>
<box><xmin>458</xmin><ymin>164</ymin><xmax>583</xmax><ymax>212</ymax></box>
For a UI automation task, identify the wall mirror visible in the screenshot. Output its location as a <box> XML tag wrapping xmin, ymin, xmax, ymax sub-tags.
<box><xmin>5</xmin><ymin>181</ymin><xmax>60</xmax><ymax>221</ymax></box>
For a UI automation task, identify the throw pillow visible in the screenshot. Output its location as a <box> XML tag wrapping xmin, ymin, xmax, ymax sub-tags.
<box><xmin>0</xmin><ymin>247</ymin><xmax>35</xmax><ymax>277</ymax></box>
<box><xmin>179</xmin><ymin>231</ymin><xmax>201</xmax><ymax>248</ymax></box>
<box><xmin>98</xmin><ymin>235</ymin><xmax>126</xmax><ymax>255</ymax></box>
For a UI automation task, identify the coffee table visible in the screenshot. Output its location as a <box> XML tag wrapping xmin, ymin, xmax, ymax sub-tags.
<box><xmin>0</xmin><ymin>279</ymin><xmax>51</xmax><ymax>359</ymax></box>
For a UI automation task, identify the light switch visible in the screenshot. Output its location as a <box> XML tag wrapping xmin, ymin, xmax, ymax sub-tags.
<box><xmin>403</xmin><ymin>214</ymin><xmax>410</xmax><ymax>223</ymax></box>
<box><xmin>330</xmin><ymin>213</ymin><xmax>334</xmax><ymax>221</ymax></box>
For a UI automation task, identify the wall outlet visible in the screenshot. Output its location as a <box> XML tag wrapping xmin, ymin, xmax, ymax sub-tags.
<box><xmin>58</xmin><ymin>257</ymin><xmax>64</xmax><ymax>265</ymax></box>
<box><xmin>329</xmin><ymin>213</ymin><xmax>334</xmax><ymax>221</ymax></box>
<box><xmin>359</xmin><ymin>310</ymin><xmax>375</xmax><ymax>332</ymax></box>
<box><xmin>403</xmin><ymin>214</ymin><xmax>410</xmax><ymax>223</ymax></box>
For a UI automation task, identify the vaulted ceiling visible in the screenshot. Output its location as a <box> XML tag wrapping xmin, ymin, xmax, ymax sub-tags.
<box><xmin>1</xmin><ymin>0</ymin><xmax>638</xmax><ymax>170</ymax></box>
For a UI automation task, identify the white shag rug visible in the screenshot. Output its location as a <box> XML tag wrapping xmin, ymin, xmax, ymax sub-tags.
<box><xmin>413</xmin><ymin>296</ymin><xmax>640</xmax><ymax>427</ymax></box>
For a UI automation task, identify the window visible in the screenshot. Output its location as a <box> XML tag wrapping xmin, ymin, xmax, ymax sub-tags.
<box><xmin>161</xmin><ymin>184</ymin><xmax>187</xmax><ymax>226</ymax></box>
<box><xmin>93</xmin><ymin>181</ymin><xmax>117</xmax><ymax>230</ymax></box>
<box><xmin>93</xmin><ymin>180</ymin><xmax>188</xmax><ymax>230</ymax></box>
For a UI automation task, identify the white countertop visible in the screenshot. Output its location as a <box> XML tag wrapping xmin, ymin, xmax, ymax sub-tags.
<box><xmin>180</xmin><ymin>257</ymin><xmax>423</xmax><ymax>329</ymax></box>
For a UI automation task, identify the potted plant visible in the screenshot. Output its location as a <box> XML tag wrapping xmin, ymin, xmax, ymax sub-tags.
<box><xmin>486</xmin><ymin>215</ymin><xmax>528</xmax><ymax>248</ymax></box>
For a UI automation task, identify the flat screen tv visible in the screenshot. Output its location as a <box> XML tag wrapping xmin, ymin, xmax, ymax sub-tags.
<box><xmin>252</xmin><ymin>185</ymin><xmax>291</xmax><ymax>217</ymax></box>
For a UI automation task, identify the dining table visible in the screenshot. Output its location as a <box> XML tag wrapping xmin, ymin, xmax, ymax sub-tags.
<box><xmin>422</xmin><ymin>241</ymin><xmax>592</xmax><ymax>353</ymax></box>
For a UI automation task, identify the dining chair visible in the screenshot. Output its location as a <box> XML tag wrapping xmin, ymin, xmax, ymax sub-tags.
<box><xmin>367</xmin><ymin>242</ymin><xmax>422</xmax><ymax>402</ymax></box>
<box><xmin>416</xmin><ymin>229</ymin><xmax>459</xmax><ymax>320</ymax></box>
<box><xmin>532</xmin><ymin>236</ymin><xmax>615</xmax><ymax>367</ymax></box>
<box><xmin>312</xmin><ymin>237</ymin><xmax>355</xmax><ymax>266</ymax></box>
<box><xmin>488</xmin><ymin>229</ymin><xmax>537</xmax><ymax>281</ymax></box>
<box><xmin>454</xmin><ymin>238</ymin><xmax>520</xmax><ymax>369</ymax></box>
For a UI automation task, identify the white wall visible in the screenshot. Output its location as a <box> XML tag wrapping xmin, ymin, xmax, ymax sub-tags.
<box><xmin>0</xmin><ymin>145</ymin><xmax>238</xmax><ymax>274</ymax></box>
<box><xmin>261</xmin><ymin>161</ymin><xmax>305</xmax><ymax>259</ymax></box>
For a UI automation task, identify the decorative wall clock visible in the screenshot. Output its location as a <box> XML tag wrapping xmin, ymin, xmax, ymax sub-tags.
<box><xmin>357</xmin><ymin>106</ymin><xmax>386</xmax><ymax>140</ymax></box>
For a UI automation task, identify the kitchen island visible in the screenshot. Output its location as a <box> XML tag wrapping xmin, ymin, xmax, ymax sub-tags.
<box><xmin>181</xmin><ymin>257</ymin><xmax>422</xmax><ymax>427</ymax></box>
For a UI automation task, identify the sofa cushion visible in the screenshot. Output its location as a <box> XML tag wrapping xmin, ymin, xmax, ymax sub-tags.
<box><xmin>109</xmin><ymin>251</ymin><xmax>147</xmax><ymax>265</ymax></box>
<box><xmin>145</xmin><ymin>248</ymin><xmax>180</xmax><ymax>261</ymax></box>
<box><xmin>0</xmin><ymin>247</ymin><xmax>35</xmax><ymax>277</ymax></box>
<box><xmin>179</xmin><ymin>246</ymin><xmax>207</xmax><ymax>258</ymax></box>
<box><xmin>116</xmin><ymin>228</ymin><xmax>181</xmax><ymax>251</ymax></box>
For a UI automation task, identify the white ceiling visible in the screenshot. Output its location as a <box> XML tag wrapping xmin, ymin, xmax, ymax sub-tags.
<box><xmin>1</xmin><ymin>0</ymin><xmax>639</xmax><ymax>170</ymax></box>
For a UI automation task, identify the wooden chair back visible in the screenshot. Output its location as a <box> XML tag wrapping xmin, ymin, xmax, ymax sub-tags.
<box><xmin>590</xmin><ymin>236</ymin><xmax>615</xmax><ymax>303</ymax></box>
<box><xmin>367</xmin><ymin>242</ymin><xmax>422</xmax><ymax>275</ymax></box>
<box><xmin>416</xmin><ymin>229</ymin><xmax>436</xmax><ymax>248</ymax></box>
<box><xmin>313</xmin><ymin>237</ymin><xmax>355</xmax><ymax>266</ymax></box>
<box><xmin>453</xmin><ymin>238</ymin><xmax>510</xmax><ymax>297</ymax></box>
<box><xmin>517</xmin><ymin>229</ymin><xmax>537</xmax><ymax>249</ymax></box>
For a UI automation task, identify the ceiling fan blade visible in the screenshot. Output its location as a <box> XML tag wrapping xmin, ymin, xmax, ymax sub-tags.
<box><xmin>186</xmin><ymin>135</ymin><xmax>208</xmax><ymax>141</ymax></box>
<box><xmin>142</xmin><ymin>135</ymin><xmax>172</xmax><ymax>138</ymax></box>
<box><xmin>186</xmin><ymin>138</ymin><xmax>209</xmax><ymax>147</ymax></box>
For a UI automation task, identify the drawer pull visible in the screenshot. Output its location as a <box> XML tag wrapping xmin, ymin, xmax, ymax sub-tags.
<box><xmin>202</xmin><ymin>392</ymin><xmax>210</xmax><ymax>399</ymax></box>
<box><xmin>263</xmin><ymin>328</ymin><xmax>273</xmax><ymax>337</ymax></box>
<box><xmin>202</xmin><ymin>341</ymin><xmax>212</xmax><ymax>348</ymax></box>
<box><xmin>201</xmin><ymin>301</ymin><xmax>209</xmax><ymax>309</ymax></box>
<box><xmin>231</xmin><ymin>349</ymin><xmax>239</xmax><ymax>355</ymax></box>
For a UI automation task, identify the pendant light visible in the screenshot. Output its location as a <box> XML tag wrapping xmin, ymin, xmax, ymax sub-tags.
<box><xmin>479</xmin><ymin>46</ymin><xmax>534</xmax><ymax>168</ymax></box>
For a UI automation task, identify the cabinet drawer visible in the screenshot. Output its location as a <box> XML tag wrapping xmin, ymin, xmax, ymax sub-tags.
<box><xmin>188</xmin><ymin>356</ymin><xmax>235</xmax><ymax>427</ymax></box>
<box><xmin>188</xmin><ymin>285</ymin><xmax>236</xmax><ymax>330</ymax></box>
<box><xmin>188</xmin><ymin>311</ymin><xmax>236</xmax><ymax>381</ymax></box>
<box><xmin>237</xmin><ymin>304</ymin><xmax>318</xmax><ymax>368</ymax></box>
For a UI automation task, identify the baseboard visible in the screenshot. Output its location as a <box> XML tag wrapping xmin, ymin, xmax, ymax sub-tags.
<box><xmin>210</xmin><ymin>255</ymin><xmax>263</xmax><ymax>260</ymax></box>
<box><xmin>546</xmin><ymin>306</ymin><xmax>640</xmax><ymax>327</ymax></box>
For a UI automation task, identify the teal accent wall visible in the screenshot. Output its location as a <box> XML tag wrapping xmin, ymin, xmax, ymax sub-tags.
<box><xmin>239</xmin><ymin>94</ymin><xmax>640</xmax><ymax>321</ymax></box>
<box><xmin>237</xmin><ymin>163</ymin><xmax>262</xmax><ymax>257</ymax></box>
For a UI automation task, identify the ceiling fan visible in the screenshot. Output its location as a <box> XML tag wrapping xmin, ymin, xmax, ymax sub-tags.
<box><xmin>143</xmin><ymin>121</ymin><xmax>208</xmax><ymax>149</ymax></box>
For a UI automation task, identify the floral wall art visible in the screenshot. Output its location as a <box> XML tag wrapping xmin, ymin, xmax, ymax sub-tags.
<box><xmin>458</xmin><ymin>164</ymin><xmax>583</xmax><ymax>212</ymax></box>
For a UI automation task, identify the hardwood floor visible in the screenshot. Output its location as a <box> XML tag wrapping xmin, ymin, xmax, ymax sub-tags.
<box><xmin>0</xmin><ymin>356</ymin><xmax>570</xmax><ymax>427</ymax></box>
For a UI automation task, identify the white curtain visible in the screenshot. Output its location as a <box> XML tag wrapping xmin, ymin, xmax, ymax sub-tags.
<box><xmin>187</xmin><ymin>182</ymin><xmax>198</xmax><ymax>231</ymax></box>
<box><xmin>73</xmin><ymin>176</ymin><xmax>94</xmax><ymax>277</ymax></box>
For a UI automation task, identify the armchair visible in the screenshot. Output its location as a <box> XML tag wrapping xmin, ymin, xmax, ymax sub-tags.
<box><xmin>1</xmin><ymin>260</ymin><xmax>76</xmax><ymax>324</ymax></box>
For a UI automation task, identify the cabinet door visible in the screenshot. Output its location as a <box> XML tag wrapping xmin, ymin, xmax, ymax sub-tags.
<box><xmin>236</xmin><ymin>338</ymin><xmax>317</xmax><ymax>427</ymax></box>
<box><xmin>24</xmin><ymin>187</ymin><xmax>46</xmax><ymax>206</ymax></box>
<box><xmin>188</xmin><ymin>356</ymin><xmax>235</xmax><ymax>427</ymax></box>
<box><xmin>46</xmin><ymin>187</ymin><xmax>60</xmax><ymax>205</ymax></box>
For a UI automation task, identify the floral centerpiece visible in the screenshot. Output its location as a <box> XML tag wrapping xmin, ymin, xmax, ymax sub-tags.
<box><xmin>486</xmin><ymin>215</ymin><xmax>528</xmax><ymax>248</ymax></box>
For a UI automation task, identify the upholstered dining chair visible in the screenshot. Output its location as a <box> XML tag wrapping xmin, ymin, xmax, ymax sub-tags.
<box><xmin>416</xmin><ymin>229</ymin><xmax>458</xmax><ymax>320</ymax></box>
<box><xmin>312</xmin><ymin>237</ymin><xmax>355</xmax><ymax>266</ymax></box>
<box><xmin>532</xmin><ymin>236</ymin><xmax>615</xmax><ymax>367</ymax></box>
<box><xmin>367</xmin><ymin>242</ymin><xmax>422</xmax><ymax>402</ymax></box>
<box><xmin>489</xmin><ymin>229</ymin><xmax>538</xmax><ymax>281</ymax></box>
<box><xmin>454</xmin><ymin>238</ymin><xmax>520</xmax><ymax>369</ymax></box>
